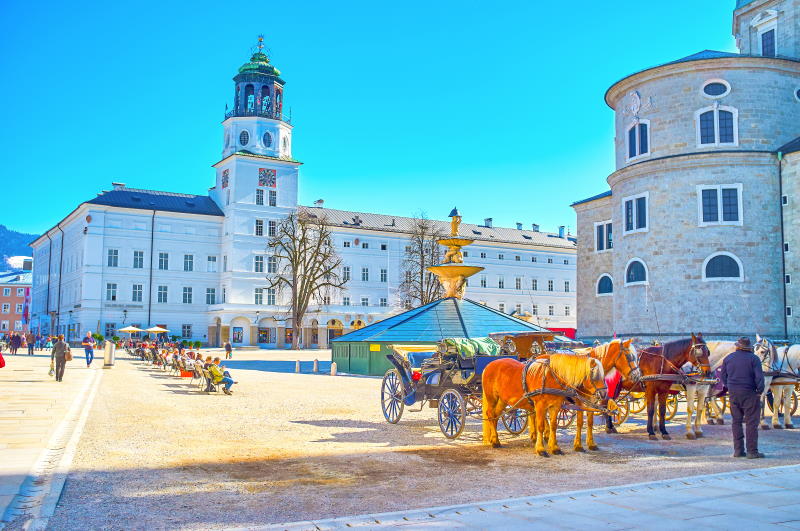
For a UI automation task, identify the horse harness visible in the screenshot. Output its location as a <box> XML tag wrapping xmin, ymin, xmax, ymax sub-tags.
<box><xmin>514</xmin><ymin>358</ymin><xmax>612</xmax><ymax>415</ymax></box>
<box><xmin>764</xmin><ymin>346</ymin><xmax>800</xmax><ymax>380</ymax></box>
<box><xmin>637</xmin><ymin>342</ymin><xmax>711</xmax><ymax>385</ymax></box>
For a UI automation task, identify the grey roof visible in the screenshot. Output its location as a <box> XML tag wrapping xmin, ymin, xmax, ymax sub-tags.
<box><xmin>87</xmin><ymin>188</ymin><xmax>224</xmax><ymax>217</ymax></box>
<box><xmin>332</xmin><ymin>297</ymin><xmax>549</xmax><ymax>343</ymax></box>
<box><xmin>0</xmin><ymin>271</ymin><xmax>31</xmax><ymax>285</ymax></box>
<box><xmin>571</xmin><ymin>190</ymin><xmax>612</xmax><ymax>207</ymax></box>
<box><xmin>301</xmin><ymin>206</ymin><xmax>576</xmax><ymax>249</ymax></box>
<box><xmin>778</xmin><ymin>136</ymin><xmax>800</xmax><ymax>155</ymax></box>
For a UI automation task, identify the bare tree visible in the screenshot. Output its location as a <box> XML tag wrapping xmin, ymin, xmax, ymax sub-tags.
<box><xmin>399</xmin><ymin>214</ymin><xmax>444</xmax><ymax>307</ymax></box>
<box><xmin>266</xmin><ymin>211</ymin><xmax>347</xmax><ymax>349</ymax></box>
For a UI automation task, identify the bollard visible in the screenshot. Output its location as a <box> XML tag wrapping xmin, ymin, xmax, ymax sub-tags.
<box><xmin>313</xmin><ymin>359</ymin><xmax>319</xmax><ymax>373</ymax></box>
<box><xmin>330</xmin><ymin>361</ymin><xmax>337</xmax><ymax>376</ymax></box>
<box><xmin>295</xmin><ymin>360</ymin><xmax>300</xmax><ymax>373</ymax></box>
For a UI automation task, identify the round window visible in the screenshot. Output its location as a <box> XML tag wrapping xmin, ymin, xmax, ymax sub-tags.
<box><xmin>239</xmin><ymin>130</ymin><xmax>250</xmax><ymax>146</ymax></box>
<box><xmin>795</xmin><ymin>88</ymin><xmax>800</xmax><ymax>102</ymax></box>
<box><xmin>702</xmin><ymin>80</ymin><xmax>730</xmax><ymax>98</ymax></box>
<box><xmin>262</xmin><ymin>132</ymin><xmax>272</xmax><ymax>147</ymax></box>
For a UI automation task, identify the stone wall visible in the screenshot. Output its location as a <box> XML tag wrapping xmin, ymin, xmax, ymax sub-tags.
<box><xmin>573</xmin><ymin>196</ymin><xmax>614</xmax><ymax>337</ymax></box>
<box><xmin>734</xmin><ymin>0</ymin><xmax>800</xmax><ymax>60</ymax></box>
<box><xmin>782</xmin><ymin>151</ymin><xmax>800</xmax><ymax>337</ymax></box>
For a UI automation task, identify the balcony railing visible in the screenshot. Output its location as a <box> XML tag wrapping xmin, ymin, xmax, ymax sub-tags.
<box><xmin>224</xmin><ymin>107</ymin><xmax>292</xmax><ymax>124</ymax></box>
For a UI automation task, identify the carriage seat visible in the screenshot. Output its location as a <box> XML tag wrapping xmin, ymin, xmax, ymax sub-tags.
<box><xmin>439</xmin><ymin>337</ymin><xmax>502</xmax><ymax>359</ymax></box>
<box><xmin>407</xmin><ymin>351</ymin><xmax>436</xmax><ymax>369</ymax></box>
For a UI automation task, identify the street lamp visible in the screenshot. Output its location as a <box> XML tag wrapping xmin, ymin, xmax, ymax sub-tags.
<box><xmin>67</xmin><ymin>310</ymin><xmax>73</xmax><ymax>343</ymax></box>
<box><xmin>122</xmin><ymin>309</ymin><xmax>128</xmax><ymax>324</ymax></box>
<box><xmin>254</xmin><ymin>310</ymin><xmax>260</xmax><ymax>324</ymax></box>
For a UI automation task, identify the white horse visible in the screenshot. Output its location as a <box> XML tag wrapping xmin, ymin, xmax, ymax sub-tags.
<box><xmin>762</xmin><ymin>339</ymin><xmax>800</xmax><ymax>430</ymax></box>
<box><xmin>684</xmin><ymin>338</ymin><xmax>774</xmax><ymax>438</ymax></box>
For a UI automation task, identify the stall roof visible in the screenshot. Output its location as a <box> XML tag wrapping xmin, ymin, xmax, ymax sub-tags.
<box><xmin>333</xmin><ymin>297</ymin><xmax>550</xmax><ymax>343</ymax></box>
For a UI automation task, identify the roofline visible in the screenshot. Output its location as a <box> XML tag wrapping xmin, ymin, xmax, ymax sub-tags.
<box><xmin>302</xmin><ymin>206</ymin><xmax>575</xmax><ymax>250</ymax></box>
<box><xmin>570</xmin><ymin>191</ymin><xmax>612</xmax><ymax>207</ymax></box>
<box><xmin>212</xmin><ymin>151</ymin><xmax>303</xmax><ymax>168</ymax></box>
<box><xmin>604</xmin><ymin>54</ymin><xmax>800</xmax><ymax>109</ymax></box>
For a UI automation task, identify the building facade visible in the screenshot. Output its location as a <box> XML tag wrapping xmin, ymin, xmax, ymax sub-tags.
<box><xmin>30</xmin><ymin>45</ymin><xmax>576</xmax><ymax>347</ymax></box>
<box><xmin>572</xmin><ymin>0</ymin><xmax>800</xmax><ymax>340</ymax></box>
<box><xmin>0</xmin><ymin>266</ymin><xmax>32</xmax><ymax>335</ymax></box>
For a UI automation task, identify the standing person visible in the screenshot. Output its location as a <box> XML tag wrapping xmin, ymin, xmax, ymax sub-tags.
<box><xmin>82</xmin><ymin>331</ymin><xmax>96</xmax><ymax>368</ymax></box>
<box><xmin>25</xmin><ymin>331</ymin><xmax>35</xmax><ymax>355</ymax></box>
<box><xmin>224</xmin><ymin>340</ymin><xmax>233</xmax><ymax>360</ymax></box>
<box><xmin>721</xmin><ymin>337</ymin><xmax>765</xmax><ymax>459</ymax></box>
<box><xmin>51</xmin><ymin>334</ymin><xmax>71</xmax><ymax>382</ymax></box>
<box><xmin>9</xmin><ymin>333</ymin><xmax>21</xmax><ymax>355</ymax></box>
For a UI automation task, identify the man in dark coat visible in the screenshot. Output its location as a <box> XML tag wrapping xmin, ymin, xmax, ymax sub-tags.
<box><xmin>721</xmin><ymin>337</ymin><xmax>765</xmax><ymax>459</ymax></box>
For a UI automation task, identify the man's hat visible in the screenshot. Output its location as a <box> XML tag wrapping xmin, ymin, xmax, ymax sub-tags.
<box><xmin>735</xmin><ymin>337</ymin><xmax>753</xmax><ymax>351</ymax></box>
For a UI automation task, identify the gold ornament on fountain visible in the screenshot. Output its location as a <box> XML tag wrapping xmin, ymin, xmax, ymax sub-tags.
<box><xmin>427</xmin><ymin>208</ymin><xmax>485</xmax><ymax>299</ymax></box>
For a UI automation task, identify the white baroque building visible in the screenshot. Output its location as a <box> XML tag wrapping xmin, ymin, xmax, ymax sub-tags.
<box><xmin>572</xmin><ymin>0</ymin><xmax>800</xmax><ymax>340</ymax></box>
<box><xmin>30</xmin><ymin>46</ymin><xmax>576</xmax><ymax>347</ymax></box>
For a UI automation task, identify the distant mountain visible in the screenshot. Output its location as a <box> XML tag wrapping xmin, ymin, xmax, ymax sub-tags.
<box><xmin>0</xmin><ymin>225</ymin><xmax>37</xmax><ymax>265</ymax></box>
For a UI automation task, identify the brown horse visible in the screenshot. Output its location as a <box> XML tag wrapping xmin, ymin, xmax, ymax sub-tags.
<box><xmin>482</xmin><ymin>353</ymin><xmax>606</xmax><ymax>456</ymax></box>
<box><xmin>572</xmin><ymin>339</ymin><xmax>639</xmax><ymax>452</ymax></box>
<box><xmin>636</xmin><ymin>333</ymin><xmax>711</xmax><ymax>440</ymax></box>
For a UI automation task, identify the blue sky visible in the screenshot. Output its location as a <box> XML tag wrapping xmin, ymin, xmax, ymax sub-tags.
<box><xmin>1</xmin><ymin>1</ymin><xmax>736</xmax><ymax>235</ymax></box>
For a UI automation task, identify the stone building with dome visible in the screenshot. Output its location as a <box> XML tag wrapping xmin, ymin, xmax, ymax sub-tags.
<box><xmin>572</xmin><ymin>0</ymin><xmax>800</xmax><ymax>340</ymax></box>
<box><xmin>28</xmin><ymin>41</ymin><xmax>577</xmax><ymax>347</ymax></box>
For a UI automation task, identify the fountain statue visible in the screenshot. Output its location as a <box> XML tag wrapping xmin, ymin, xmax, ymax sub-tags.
<box><xmin>426</xmin><ymin>208</ymin><xmax>485</xmax><ymax>299</ymax></box>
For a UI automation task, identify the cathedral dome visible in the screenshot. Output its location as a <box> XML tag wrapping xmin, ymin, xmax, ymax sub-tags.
<box><xmin>238</xmin><ymin>51</ymin><xmax>281</xmax><ymax>77</ymax></box>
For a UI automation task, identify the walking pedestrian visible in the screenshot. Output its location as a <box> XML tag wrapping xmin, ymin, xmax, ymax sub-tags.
<box><xmin>82</xmin><ymin>331</ymin><xmax>96</xmax><ymax>367</ymax></box>
<box><xmin>51</xmin><ymin>334</ymin><xmax>71</xmax><ymax>382</ymax></box>
<box><xmin>25</xmin><ymin>331</ymin><xmax>35</xmax><ymax>355</ymax></box>
<box><xmin>224</xmin><ymin>340</ymin><xmax>233</xmax><ymax>360</ymax></box>
<box><xmin>9</xmin><ymin>332</ymin><xmax>21</xmax><ymax>355</ymax></box>
<box><xmin>721</xmin><ymin>337</ymin><xmax>765</xmax><ymax>459</ymax></box>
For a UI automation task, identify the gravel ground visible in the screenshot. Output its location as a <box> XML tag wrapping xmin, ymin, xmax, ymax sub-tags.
<box><xmin>48</xmin><ymin>350</ymin><xmax>800</xmax><ymax>530</ymax></box>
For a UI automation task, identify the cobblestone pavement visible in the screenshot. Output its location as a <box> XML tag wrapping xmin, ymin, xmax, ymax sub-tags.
<box><xmin>0</xmin><ymin>350</ymin><xmax>101</xmax><ymax>529</ymax></box>
<box><xmin>260</xmin><ymin>464</ymin><xmax>800</xmax><ymax>530</ymax></box>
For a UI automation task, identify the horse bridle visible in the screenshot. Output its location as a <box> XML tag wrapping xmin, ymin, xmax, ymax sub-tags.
<box><xmin>754</xmin><ymin>339</ymin><xmax>775</xmax><ymax>371</ymax></box>
<box><xmin>602</xmin><ymin>341</ymin><xmax>642</xmax><ymax>384</ymax></box>
<box><xmin>688</xmin><ymin>341</ymin><xmax>711</xmax><ymax>374</ymax></box>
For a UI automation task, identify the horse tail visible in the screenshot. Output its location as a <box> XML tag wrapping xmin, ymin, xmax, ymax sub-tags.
<box><xmin>482</xmin><ymin>387</ymin><xmax>493</xmax><ymax>444</ymax></box>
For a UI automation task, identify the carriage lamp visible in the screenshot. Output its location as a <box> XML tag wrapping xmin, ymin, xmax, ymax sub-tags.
<box><xmin>412</xmin><ymin>371</ymin><xmax>422</xmax><ymax>382</ymax></box>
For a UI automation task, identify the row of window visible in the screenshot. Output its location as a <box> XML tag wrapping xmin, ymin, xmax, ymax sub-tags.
<box><xmin>488</xmin><ymin>302</ymin><xmax>570</xmax><ymax>317</ymax></box>
<box><xmin>105</xmin><ymin>284</ymin><xmax>221</xmax><ymax>305</ymax></box>
<box><xmin>103</xmin><ymin>322</ymin><xmax>194</xmax><ymax>339</ymax></box>
<box><xmin>255</xmin><ymin>189</ymin><xmax>278</xmax><ymax>206</ymax></box>
<box><xmin>596</xmin><ymin>252</ymin><xmax>744</xmax><ymax>295</ymax></box>
<box><xmin>107</xmin><ymin>250</ymin><xmax>221</xmax><ymax>272</ymax></box>
<box><xmin>254</xmin><ymin>219</ymin><xmax>277</xmax><ymax>237</ymax></box>
<box><xmin>0</xmin><ymin>320</ymin><xmax>24</xmax><ymax>331</ymax></box>
<box><xmin>471</xmin><ymin>276</ymin><xmax>571</xmax><ymax>292</ymax></box>
<box><xmin>1</xmin><ymin>288</ymin><xmax>26</xmax><ymax>297</ymax></box>
<box><xmin>340</xmin><ymin>296</ymin><xmax>389</xmax><ymax>307</ymax></box>
<box><xmin>625</xmin><ymin>104</ymin><xmax>739</xmax><ymax>162</ymax></box>
<box><xmin>236</xmin><ymin>129</ymin><xmax>289</xmax><ymax>151</ymax></box>
<box><xmin>343</xmin><ymin>241</ymin><xmax>388</xmax><ymax>251</ymax></box>
<box><xmin>464</xmin><ymin>251</ymin><xmax>570</xmax><ymax>265</ymax></box>
<box><xmin>0</xmin><ymin>303</ymin><xmax>24</xmax><ymax>314</ymax></box>
<box><xmin>342</xmin><ymin>266</ymin><xmax>388</xmax><ymax>283</ymax></box>
<box><xmin>594</xmin><ymin>185</ymin><xmax>743</xmax><ymax>251</ymax></box>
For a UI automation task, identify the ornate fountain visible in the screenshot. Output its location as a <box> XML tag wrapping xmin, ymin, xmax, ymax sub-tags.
<box><xmin>427</xmin><ymin>208</ymin><xmax>484</xmax><ymax>299</ymax></box>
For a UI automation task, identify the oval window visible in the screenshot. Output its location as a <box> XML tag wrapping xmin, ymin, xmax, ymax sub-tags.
<box><xmin>239</xmin><ymin>130</ymin><xmax>250</xmax><ymax>146</ymax></box>
<box><xmin>262</xmin><ymin>132</ymin><xmax>272</xmax><ymax>147</ymax></box>
<box><xmin>796</xmin><ymin>88</ymin><xmax>800</xmax><ymax>102</ymax></box>
<box><xmin>703</xmin><ymin>82</ymin><xmax>728</xmax><ymax>97</ymax></box>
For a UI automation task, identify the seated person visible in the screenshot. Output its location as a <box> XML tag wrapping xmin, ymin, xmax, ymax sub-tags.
<box><xmin>208</xmin><ymin>357</ymin><xmax>236</xmax><ymax>395</ymax></box>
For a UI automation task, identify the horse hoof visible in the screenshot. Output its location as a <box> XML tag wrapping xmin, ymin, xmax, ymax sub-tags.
<box><xmin>553</xmin><ymin>449</ymin><xmax>564</xmax><ymax>455</ymax></box>
<box><xmin>492</xmin><ymin>442</ymin><xmax>502</xmax><ymax>448</ymax></box>
<box><xmin>574</xmin><ymin>446</ymin><xmax>585</xmax><ymax>452</ymax></box>
<box><xmin>606</xmin><ymin>426</ymin><xmax>618</xmax><ymax>434</ymax></box>
<box><xmin>685</xmin><ymin>433</ymin><xmax>695</xmax><ymax>440</ymax></box>
<box><xmin>695</xmin><ymin>432</ymin><xmax>704</xmax><ymax>439</ymax></box>
<box><xmin>648</xmin><ymin>434</ymin><xmax>658</xmax><ymax>441</ymax></box>
<box><xmin>716</xmin><ymin>419</ymin><xmax>725</xmax><ymax>425</ymax></box>
<box><xmin>589</xmin><ymin>445</ymin><xmax>600</xmax><ymax>451</ymax></box>
<box><xmin>761</xmin><ymin>425</ymin><xmax>771</xmax><ymax>430</ymax></box>
<box><xmin>773</xmin><ymin>425</ymin><xmax>784</xmax><ymax>430</ymax></box>
<box><xmin>786</xmin><ymin>424</ymin><xmax>795</xmax><ymax>429</ymax></box>
<box><xmin>707</xmin><ymin>419</ymin><xmax>716</xmax><ymax>425</ymax></box>
<box><xmin>538</xmin><ymin>451</ymin><xmax>549</xmax><ymax>457</ymax></box>
<box><xmin>662</xmin><ymin>434</ymin><xmax>671</xmax><ymax>440</ymax></box>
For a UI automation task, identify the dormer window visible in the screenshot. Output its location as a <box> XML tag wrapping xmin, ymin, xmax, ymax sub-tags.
<box><xmin>626</xmin><ymin>121</ymin><xmax>649</xmax><ymax>161</ymax></box>
<box><xmin>751</xmin><ymin>9</ymin><xmax>778</xmax><ymax>57</ymax></box>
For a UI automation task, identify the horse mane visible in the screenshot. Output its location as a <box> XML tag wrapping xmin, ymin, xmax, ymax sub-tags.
<box><xmin>661</xmin><ymin>338</ymin><xmax>692</xmax><ymax>359</ymax></box>
<box><xmin>548</xmin><ymin>353</ymin><xmax>595</xmax><ymax>387</ymax></box>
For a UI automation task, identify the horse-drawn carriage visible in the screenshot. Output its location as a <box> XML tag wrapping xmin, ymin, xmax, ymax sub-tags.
<box><xmin>380</xmin><ymin>332</ymin><xmax>569</xmax><ymax>439</ymax></box>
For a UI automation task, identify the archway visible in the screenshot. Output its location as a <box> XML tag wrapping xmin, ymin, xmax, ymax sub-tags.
<box><xmin>351</xmin><ymin>319</ymin><xmax>366</xmax><ymax>330</ymax></box>
<box><xmin>257</xmin><ymin>317</ymin><xmax>278</xmax><ymax>346</ymax></box>
<box><xmin>229</xmin><ymin>316</ymin><xmax>251</xmax><ymax>345</ymax></box>
<box><xmin>327</xmin><ymin>319</ymin><xmax>343</xmax><ymax>342</ymax></box>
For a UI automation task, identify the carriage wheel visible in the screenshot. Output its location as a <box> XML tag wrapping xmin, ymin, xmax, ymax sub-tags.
<box><xmin>438</xmin><ymin>389</ymin><xmax>466</xmax><ymax>439</ymax></box>
<box><xmin>664</xmin><ymin>394</ymin><xmax>679</xmax><ymax>421</ymax></box>
<box><xmin>556</xmin><ymin>407</ymin><xmax>576</xmax><ymax>429</ymax></box>
<box><xmin>501</xmin><ymin>408</ymin><xmax>529</xmax><ymax>435</ymax></box>
<box><xmin>380</xmin><ymin>369</ymin><xmax>405</xmax><ymax>424</ymax></box>
<box><xmin>628</xmin><ymin>393</ymin><xmax>646</xmax><ymax>414</ymax></box>
<box><xmin>612</xmin><ymin>398</ymin><xmax>630</xmax><ymax>426</ymax></box>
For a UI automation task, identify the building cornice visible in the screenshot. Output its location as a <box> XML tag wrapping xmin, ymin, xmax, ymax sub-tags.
<box><xmin>212</xmin><ymin>150</ymin><xmax>303</xmax><ymax>168</ymax></box>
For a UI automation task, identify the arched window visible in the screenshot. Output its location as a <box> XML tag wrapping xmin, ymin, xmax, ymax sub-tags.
<box><xmin>239</xmin><ymin>130</ymin><xmax>250</xmax><ymax>146</ymax></box>
<box><xmin>625</xmin><ymin>259</ymin><xmax>648</xmax><ymax>286</ymax></box>
<box><xmin>597</xmin><ymin>274</ymin><xmax>613</xmax><ymax>296</ymax></box>
<box><xmin>696</xmin><ymin>106</ymin><xmax>738</xmax><ymax>146</ymax></box>
<box><xmin>260</xmin><ymin>86</ymin><xmax>271</xmax><ymax>114</ymax></box>
<box><xmin>244</xmin><ymin>84</ymin><xmax>255</xmax><ymax>112</ymax></box>
<box><xmin>703</xmin><ymin>252</ymin><xmax>743</xmax><ymax>282</ymax></box>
